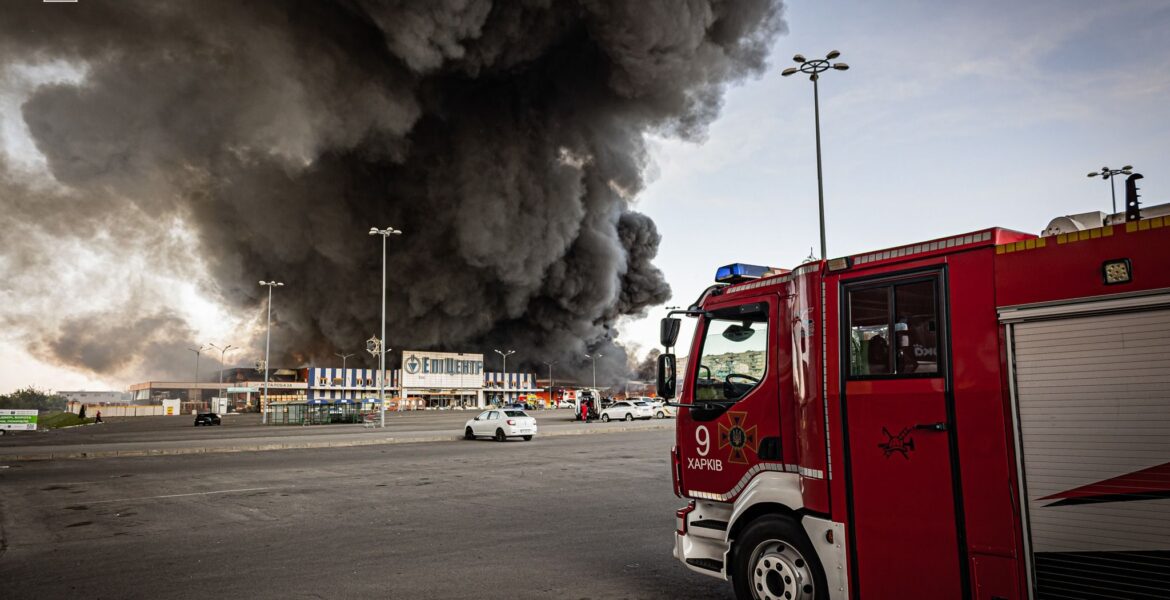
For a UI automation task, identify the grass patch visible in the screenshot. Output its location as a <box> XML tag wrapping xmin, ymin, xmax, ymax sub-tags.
<box><xmin>38</xmin><ymin>411</ymin><xmax>94</xmax><ymax>430</ymax></box>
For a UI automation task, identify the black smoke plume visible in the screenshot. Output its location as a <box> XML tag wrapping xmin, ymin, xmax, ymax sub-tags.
<box><xmin>0</xmin><ymin>1</ymin><xmax>785</xmax><ymax>384</ymax></box>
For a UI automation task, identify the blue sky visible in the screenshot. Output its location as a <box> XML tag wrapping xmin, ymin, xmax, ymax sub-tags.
<box><xmin>617</xmin><ymin>0</ymin><xmax>1170</xmax><ymax>353</ymax></box>
<box><xmin>2</xmin><ymin>0</ymin><xmax>1169</xmax><ymax>393</ymax></box>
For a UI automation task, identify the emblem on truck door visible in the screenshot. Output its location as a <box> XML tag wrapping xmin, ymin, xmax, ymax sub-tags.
<box><xmin>878</xmin><ymin>426</ymin><xmax>916</xmax><ymax>459</ymax></box>
<box><xmin>719</xmin><ymin>411</ymin><xmax>759</xmax><ymax>464</ymax></box>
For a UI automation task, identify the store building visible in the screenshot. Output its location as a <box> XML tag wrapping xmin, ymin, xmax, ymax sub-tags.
<box><xmin>126</xmin><ymin>351</ymin><xmax>540</xmax><ymax>415</ymax></box>
<box><xmin>129</xmin><ymin>368</ymin><xmax>307</xmax><ymax>411</ymax></box>
<box><xmin>305</xmin><ymin>350</ymin><xmax>539</xmax><ymax>409</ymax></box>
<box><xmin>59</xmin><ymin>390</ymin><xmax>132</xmax><ymax>404</ymax></box>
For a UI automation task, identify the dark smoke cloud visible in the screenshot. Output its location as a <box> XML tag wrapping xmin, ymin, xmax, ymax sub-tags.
<box><xmin>0</xmin><ymin>0</ymin><xmax>785</xmax><ymax>384</ymax></box>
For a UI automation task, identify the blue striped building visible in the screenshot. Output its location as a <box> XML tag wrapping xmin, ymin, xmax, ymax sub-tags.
<box><xmin>307</xmin><ymin>367</ymin><xmax>538</xmax><ymax>408</ymax></box>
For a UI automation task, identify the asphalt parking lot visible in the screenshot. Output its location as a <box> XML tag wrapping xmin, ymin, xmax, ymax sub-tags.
<box><xmin>0</xmin><ymin>427</ymin><xmax>731</xmax><ymax>600</ymax></box>
<box><xmin>0</xmin><ymin>409</ymin><xmax>673</xmax><ymax>460</ymax></box>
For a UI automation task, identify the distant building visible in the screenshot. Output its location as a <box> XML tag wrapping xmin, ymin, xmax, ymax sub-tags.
<box><xmin>127</xmin><ymin>350</ymin><xmax>540</xmax><ymax>411</ymax></box>
<box><xmin>58</xmin><ymin>390</ymin><xmax>131</xmax><ymax>404</ymax></box>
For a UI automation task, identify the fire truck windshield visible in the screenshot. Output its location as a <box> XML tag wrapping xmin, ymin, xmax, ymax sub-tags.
<box><xmin>693</xmin><ymin>309</ymin><xmax>768</xmax><ymax>407</ymax></box>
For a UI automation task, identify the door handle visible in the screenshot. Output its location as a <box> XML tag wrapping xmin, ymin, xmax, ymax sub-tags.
<box><xmin>914</xmin><ymin>422</ymin><xmax>948</xmax><ymax>432</ymax></box>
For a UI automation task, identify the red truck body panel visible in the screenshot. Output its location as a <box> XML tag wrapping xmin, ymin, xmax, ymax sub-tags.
<box><xmin>673</xmin><ymin>215</ymin><xmax>1170</xmax><ymax>599</ymax></box>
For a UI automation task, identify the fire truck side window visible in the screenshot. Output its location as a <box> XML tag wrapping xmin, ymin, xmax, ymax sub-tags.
<box><xmin>894</xmin><ymin>281</ymin><xmax>940</xmax><ymax>374</ymax></box>
<box><xmin>848</xmin><ymin>278</ymin><xmax>942</xmax><ymax>377</ymax></box>
<box><xmin>694</xmin><ymin>306</ymin><xmax>769</xmax><ymax>404</ymax></box>
<box><xmin>848</xmin><ymin>287</ymin><xmax>892</xmax><ymax>375</ymax></box>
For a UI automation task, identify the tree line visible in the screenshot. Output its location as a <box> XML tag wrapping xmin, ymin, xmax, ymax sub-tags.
<box><xmin>0</xmin><ymin>387</ymin><xmax>68</xmax><ymax>411</ymax></box>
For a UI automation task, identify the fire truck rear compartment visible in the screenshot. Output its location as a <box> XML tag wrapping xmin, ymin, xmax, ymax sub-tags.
<box><xmin>1007</xmin><ymin>303</ymin><xmax>1170</xmax><ymax>599</ymax></box>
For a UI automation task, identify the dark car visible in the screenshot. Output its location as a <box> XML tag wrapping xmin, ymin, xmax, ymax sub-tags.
<box><xmin>194</xmin><ymin>413</ymin><xmax>221</xmax><ymax>426</ymax></box>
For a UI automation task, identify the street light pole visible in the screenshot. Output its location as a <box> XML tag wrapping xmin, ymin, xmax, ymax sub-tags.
<box><xmin>584</xmin><ymin>353</ymin><xmax>603</xmax><ymax>390</ymax></box>
<box><xmin>1087</xmin><ymin>165</ymin><xmax>1134</xmax><ymax>215</ymax></box>
<box><xmin>258</xmin><ymin>280</ymin><xmax>284</xmax><ymax>424</ymax></box>
<box><xmin>187</xmin><ymin>344</ymin><xmax>207</xmax><ymax>405</ymax></box>
<box><xmin>335</xmin><ymin>352</ymin><xmax>356</xmax><ymax>371</ymax></box>
<box><xmin>494</xmin><ymin>349</ymin><xmax>515</xmax><ymax>404</ymax></box>
<box><xmin>369</xmin><ymin>226</ymin><xmax>402</xmax><ymax>428</ymax></box>
<box><xmin>782</xmin><ymin>51</ymin><xmax>849</xmax><ymax>260</ymax></box>
<box><xmin>543</xmin><ymin>361</ymin><xmax>557</xmax><ymax>408</ymax></box>
<box><xmin>208</xmin><ymin>343</ymin><xmax>235</xmax><ymax>411</ymax></box>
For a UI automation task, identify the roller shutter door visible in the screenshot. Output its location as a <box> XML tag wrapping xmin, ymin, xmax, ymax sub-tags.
<box><xmin>1012</xmin><ymin>308</ymin><xmax>1170</xmax><ymax>599</ymax></box>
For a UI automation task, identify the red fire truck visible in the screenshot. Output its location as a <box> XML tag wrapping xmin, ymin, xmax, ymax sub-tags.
<box><xmin>657</xmin><ymin>188</ymin><xmax>1170</xmax><ymax>599</ymax></box>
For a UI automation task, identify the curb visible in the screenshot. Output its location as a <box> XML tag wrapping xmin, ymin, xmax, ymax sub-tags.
<box><xmin>1</xmin><ymin>421</ymin><xmax>673</xmax><ymax>462</ymax></box>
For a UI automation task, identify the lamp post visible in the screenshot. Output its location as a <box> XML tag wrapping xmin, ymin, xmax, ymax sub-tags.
<box><xmin>495</xmin><ymin>349</ymin><xmax>515</xmax><ymax>404</ymax></box>
<box><xmin>584</xmin><ymin>353</ymin><xmax>603</xmax><ymax>390</ymax></box>
<box><xmin>187</xmin><ymin>344</ymin><xmax>207</xmax><ymax>404</ymax></box>
<box><xmin>208</xmin><ymin>343</ymin><xmax>235</xmax><ymax>411</ymax></box>
<box><xmin>365</xmin><ymin>337</ymin><xmax>391</xmax><ymax>410</ymax></box>
<box><xmin>369</xmin><ymin>226</ymin><xmax>402</xmax><ymax>428</ymax></box>
<box><xmin>543</xmin><ymin>361</ymin><xmax>557</xmax><ymax>408</ymax></box>
<box><xmin>335</xmin><ymin>352</ymin><xmax>355</xmax><ymax>371</ymax></box>
<box><xmin>782</xmin><ymin>50</ymin><xmax>849</xmax><ymax>260</ymax></box>
<box><xmin>1087</xmin><ymin>165</ymin><xmax>1134</xmax><ymax>215</ymax></box>
<box><xmin>258</xmin><ymin>280</ymin><xmax>284</xmax><ymax>424</ymax></box>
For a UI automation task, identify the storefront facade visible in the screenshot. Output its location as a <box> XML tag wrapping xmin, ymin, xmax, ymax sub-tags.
<box><xmin>305</xmin><ymin>350</ymin><xmax>540</xmax><ymax>410</ymax></box>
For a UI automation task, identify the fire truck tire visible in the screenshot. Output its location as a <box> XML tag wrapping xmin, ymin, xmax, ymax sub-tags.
<box><xmin>464</xmin><ymin>427</ymin><xmax>475</xmax><ymax>440</ymax></box>
<box><xmin>624</xmin><ymin>413</ymin><xmax>634</xmax><ymax>421</ymax></box>
<box><xmin>732</xmin><ymin>515</ymin><xmax>827</xmax><ymax>600</ymax></box>
<box><xmin>494</xmin><ymin>429</ymin><xmax>506</xmax><ymax>442</ymax></box>
<box><xmin>601</xmin><ymin>414</ymin><xmax>611</xmax><ymax>422</ymax></box>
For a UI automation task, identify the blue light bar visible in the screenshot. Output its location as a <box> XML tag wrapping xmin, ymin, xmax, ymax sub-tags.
<box><xmin>715</xmin><ymin>263</ymin><xmax>772</xmax><ymax>284</ymax></box>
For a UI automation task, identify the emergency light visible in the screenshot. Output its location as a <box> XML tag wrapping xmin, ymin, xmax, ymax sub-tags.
<box><xmin>715</xmin><ymin>263</ymin><xmax>772</xmax><ymax>284</ymax></box>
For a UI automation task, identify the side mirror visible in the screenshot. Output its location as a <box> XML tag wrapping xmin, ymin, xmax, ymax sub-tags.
<box><xmin>660</xmin><ymin>317</ymin><xmax>682</xmax><ymax>348</ymax></box>
<box><xmin>657</xmin><ymin>353</ymin><xmax>677</xmax><ymax>400</ymax></box>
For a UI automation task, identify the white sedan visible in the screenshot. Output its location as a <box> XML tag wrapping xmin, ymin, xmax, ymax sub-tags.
<box><xmin>599</xmin><ymin>401</ymin><xmax>654</xmax><ymax>422</ymax></box>
<box><xmin>646</xmin><ymin>400</ymin><xmax>677</xmax><ymax>419</ymax></box>
<box><xmin>464</xmin><ymin>409</ymin><xmax>538</xmax><ymax>442</ymax></box>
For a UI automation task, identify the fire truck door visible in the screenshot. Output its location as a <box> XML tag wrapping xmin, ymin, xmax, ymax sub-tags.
<box><xmin>842</xmin><ymin>275</ymin><xmax>965</xmax><ymax>598</ymax></box>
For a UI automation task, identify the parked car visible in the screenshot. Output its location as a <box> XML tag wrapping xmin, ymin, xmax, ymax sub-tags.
<box><xmin>194</xmin><ymin>413</ymin><xmax>221</xmax><ymax>426</ymax></box>
<box><xmin>642</xmin><ymin>398</ymin><xmax>676</xmax><ymax>419</ymax></box>
<box><xmin>599</xmin><ymin>401</ymin><xmax>653</xmax><ymax>422</ymax></box>
<box><xmin>556</xmin><ymin>399</ymin><xmax>577</xmax><ymax>409</ymax></box>
<box><xmin>464</xmin><ymin>409</ymin><xmax>538</xmax><ymax>442</ymax></box>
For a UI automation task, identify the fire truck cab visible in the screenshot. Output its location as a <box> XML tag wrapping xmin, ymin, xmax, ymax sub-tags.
<box><xmin>659</xmin><ymin>199</ymin><xmax>1170</xmax><ymax>599</ymax></box>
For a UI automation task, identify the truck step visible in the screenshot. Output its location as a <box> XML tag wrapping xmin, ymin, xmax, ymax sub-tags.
<box><xmin>685</xmin><ymin>558</ymin><xmax>724</xmax><ymax>572</ymax></box>
<box><xmin>691</xmin><ymin>519</ymin><xmax>728</xmax><ymax>531</ymax></box>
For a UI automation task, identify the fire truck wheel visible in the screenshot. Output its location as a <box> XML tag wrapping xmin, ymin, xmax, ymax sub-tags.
<box><xmin>464</xmin><ymin>427</ymin><xmax>475</xmax><ymax>440</ymax></box>
<box><xmin>601</xmin><ymin>414</ymin><xmax>611</xmax><ymax>422</ymax></box>
<box><xmin>625</xmin><ymin>413</ymin><xmax>634</xmax><ymax>421</ymax></box>
<box><xmin>494</xmin><ymin>429</ymin><xmax>506</xmax><ymax>442</ymax></box>
<box><xmin>732</xmin><ymin>515</ymin><xmax>826</xmax><ymax>600</ymax></box>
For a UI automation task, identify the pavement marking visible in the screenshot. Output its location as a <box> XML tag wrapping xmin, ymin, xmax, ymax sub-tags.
<box><xmin>75</xmin><ymin>487</ymin><xmax>275</xmax><ymax>506</ymax></box>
